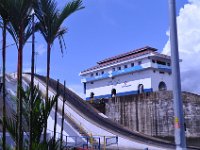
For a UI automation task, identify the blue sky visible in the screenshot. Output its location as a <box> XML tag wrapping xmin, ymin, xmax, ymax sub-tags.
<box><xmin>1</xmin><ymin>0</ymin><xmax>194</xmax><ymax>96</ymax></box>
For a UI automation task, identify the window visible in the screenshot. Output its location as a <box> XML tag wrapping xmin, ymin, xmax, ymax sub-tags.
<box><xmin>157</xmin><ymin>61</ymin><xmax>166</xmax><ymax>65</ymax></box>
<box><xmin>138</xmin><ymin>61</ymin><xmax>142</xmax><ymax>65</ymax></box>
<box><xmin>118</xmin><ymin>67</ymin><xmax>121</xmax><ymax>70</ymax></box>
<box><xmin>159</xmin><ymin>71</ymin><xmax>165</xmax><ymax>74</ymax></box>
<box><xmin>167</xmin><ymin>63</ymin><xmax>171</xmax><ymax>66</ymax></box>
<box><xmin>158</xmin><ymin>81</ymin><xmax>167</xmax><ymax>91</ymax></box>
<box><xmin>131</xmin><ymin>63</ymin><xmax>134</xmax><ymax>67</ymax></box>
<box><xmin>101</xmin><ymin>71</ymin><xmax>104</xmax><ymax>75</ymax></box>
<box><xmin>90</xmin><ymin>73</ymin><xmax>93</xmax><ymax>77</ymax></box>
<box><xmin>83</xmin><ymin>83</ymin><xmax>86</xmax><ymax>94</ymax></box>
<box><xmin>112</xmin><ymin>68</ymin><xmax>115</xmax><ymax>71</ymax></box>
<box><xmin>124</xmin><ymin>65</ymin><xmax>127</xmax><ymax>69</ymax></box>
<box><xmin>96</xmin><ymin>72</ymin><xmax>98</xmax><ymax>76</ymax></box>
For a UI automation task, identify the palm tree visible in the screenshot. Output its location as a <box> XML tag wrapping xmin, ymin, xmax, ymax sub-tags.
<box><xmin>53</xmin><ymin>79</ymin><xmax>59</xmax><ymax>146</ymax></box>
<box><xmin>0</xmin><ymin>0</ymin><xmax>10</xmax><ymax>149</ymax></box>
<box><xmin>21</xmin><ymin>86</ymin><xmax>58</xmax><ymax>144</ymax></box>
<box><xmin>29</xmin><ymin>12</ymin><xmax>36</xmax><ymax>150</ymax></box>
<box><xmin>0</xmin><ymin>85</ymin><xmax>58</xmax><ymax>149</ymax></box>
<box><xmin>33</xmin><ymin>0</ymin><xmax>84</xmax><ymax>141</ymax></box>
<box><xmin>5</xmin><ymin>0</ymin><xmax>34</xmax><ymax>149</ymax></box>
<box><xmin>60</xmin><ymin>81</ymin><xmax>66</xmax><ymax>149</ymax></box>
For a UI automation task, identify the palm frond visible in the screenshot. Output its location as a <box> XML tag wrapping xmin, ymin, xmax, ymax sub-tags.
<box><xmin>57</xmin><ymin>0</ymin><xmax>84</xmax><ymax>27</ymax></box>
<box><xmin>34</xmin><ymin>0</ymin><xmax>83</xmax><ymax>46</ymax></box>
<box><xmin>0</xmin><ymin>138</ymin><xmax>13</xmax><ymax>150</ymax></box>
<box><xmin>0</xmin><ymin>116</ymin><xmax>17</xmax><ymax>144</ymax></box>
<box><xmin>57</xmin><ymin>28</ymin><xmax>67</xmax><ymax>55</ymax></box>
<box><xmin>5</xmin><ymin>0</ymin><xmax>33</xmax><ymax>46</ymax></box>
<box><xmin>0</xmin><ymin>0</ymin><xmax>10</xmax><ymax>22</ymax></box>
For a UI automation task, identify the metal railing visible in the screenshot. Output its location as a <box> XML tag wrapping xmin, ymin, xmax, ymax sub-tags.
<box><xmin>65</xmin><ymin>135</ymin><xmax>118</xmax><ymax>150</ymax></box>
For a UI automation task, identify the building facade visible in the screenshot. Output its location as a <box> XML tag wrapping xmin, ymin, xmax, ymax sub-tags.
<box><xmin>80</xmin><ymin>46</ymin><xmax>172</xmax><ymax>100</ymax></box>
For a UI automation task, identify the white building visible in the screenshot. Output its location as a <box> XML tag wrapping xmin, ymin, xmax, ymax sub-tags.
<box><xmin>80</xmin><ymin>46</ymin><xmax>172</xmax><ymax>100</ymax></box>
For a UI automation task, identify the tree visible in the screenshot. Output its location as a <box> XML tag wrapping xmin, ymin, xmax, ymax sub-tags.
<box><xmin>29</xmin><ymin>12</ymin><xmax>36</xmax><ymax>150</ymax></box>
<box><xmin>33</xmin><ymin>0</ymin><xmax>84</xmax><ymax>141</ymax></box>
<box><xmin>4</xmin><ymin>0</ymin><xmax>34</xmax><ymax>149</ymax></box>
<box><xmin>60</xmin><ymin>81</ymin><xmax>66</xmax><ymax>149</ymax></box>
<box><xmin>0</xmin><ymin>0</ymin><xmax>10</xmax><ymax>149</ymax></box>
<box><xmin>53</xmin><ymin>80</ymin><xmax>59</xmax><ymax>146</ymax></box>
<box><xmin>0</xmin><ymin>85</ymin><xmax>58</xmax><ymax>149</ymax></box>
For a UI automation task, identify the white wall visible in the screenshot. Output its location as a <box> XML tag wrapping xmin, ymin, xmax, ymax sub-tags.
<box><xmin>151</xmin><ymin>70</ymin><xmax>172</xmax><ymax>91</ymax></box>
<box><xmin>86</xmin><ymin>69</ymin><xmax>153</xmax><ymax>98</ymax></box>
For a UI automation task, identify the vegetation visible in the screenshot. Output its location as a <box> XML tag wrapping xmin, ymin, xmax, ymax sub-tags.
<box><xmin>0</xmin><ymin>0</ymin><xmax>9</xmax><ymax>149</ymax></box>
<box><xmin>0</xmin><ymin>0</ymin><xmax>83</xmax><ymax>149</ymax></box>
<box><xmin>33</xmin><ymin>0</ymin><xmax>84</xmax><ymax>141</ymax></box>
<box><xmin>0</xmin><ymin>86</ymin><xmax>59</xmax><ymax>149</ymax></box>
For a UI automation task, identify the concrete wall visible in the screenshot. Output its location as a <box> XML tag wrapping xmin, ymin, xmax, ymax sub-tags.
<box><xmin>105</xmin><ymin>91</ymin><xmax>200</xmax><ymax>137</ymax></box>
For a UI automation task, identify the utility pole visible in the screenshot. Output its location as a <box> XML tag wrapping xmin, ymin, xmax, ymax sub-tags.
<box><xmin>168</xmin><ymin>0</ymin><xmax>187</xmax><ymax>149</ymax></box>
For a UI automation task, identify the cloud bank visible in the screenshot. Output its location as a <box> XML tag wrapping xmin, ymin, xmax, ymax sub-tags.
<box><xmin>163</xmin><ymin>0</ymin><xmax>200</xmax><ymax>94</ymax></box>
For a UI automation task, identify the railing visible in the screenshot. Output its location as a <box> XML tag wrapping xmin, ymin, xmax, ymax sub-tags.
<box><xmin>65</xmin><ymin>135</ymin><xmax>118</xmax><ymax>150</ymax></box>
<box><xmin>46</xmin><ymin>129</ymin><xmax>118</xmax><ymax>150</ymax></box>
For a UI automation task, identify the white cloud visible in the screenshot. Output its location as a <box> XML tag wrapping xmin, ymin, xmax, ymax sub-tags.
<box><xmin>36</xmin><ymin>44</ymin><xmax>46</xmax><ymax>55</ymax></box>
<box><xmin>163</xmin><ymin>0</ymin><xmax>200</xmax><ymax>94</ymax></box>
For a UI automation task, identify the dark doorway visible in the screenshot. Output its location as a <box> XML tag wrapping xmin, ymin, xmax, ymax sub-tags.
<box><xmin>90</xmin><ymin>92</ymin><xmax>94</xmax><ymax>99</ymax></box>
<box><xmin>111</xmin><ymin>89</ymin><xmax>116</xmax><ymax>97</ymax></box>
<box><xmin>158</xmin><ymin>81</ymin><xmax>167</xmax><ymax>91</ymax></box>
<box><xmin>138</xmin><ymin>84</ymin><xmax>144</xmax><ymax>94</ymax></box>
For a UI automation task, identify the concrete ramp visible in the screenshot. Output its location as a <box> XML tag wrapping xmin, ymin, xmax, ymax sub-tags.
<box><xmin>6</xmin><ymin>73</ymin><xmax>195</xmax><ymax>150</ymax></box>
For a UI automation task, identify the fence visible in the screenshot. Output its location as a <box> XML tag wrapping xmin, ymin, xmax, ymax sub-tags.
<box><xmin>65</xmin><ymin>135</ymin><xmax>118</xmax><ymax>150</ymax></box>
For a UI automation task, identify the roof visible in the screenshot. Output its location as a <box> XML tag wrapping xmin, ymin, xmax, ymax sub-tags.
<box><xmin>80</xmin><ymin>46</ymin><xmax>169</xmax><ymax>75</ymax></box>
<box><xmin>97</xmin><ymin>46</ymin><xmax>157</xmax><ymax>65</ymax></box>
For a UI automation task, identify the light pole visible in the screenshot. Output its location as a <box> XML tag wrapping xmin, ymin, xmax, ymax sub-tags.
<box><xmin>168</xmin><ymin>0</ymin><xmax>187</xmax><ymax>149</ymax></box>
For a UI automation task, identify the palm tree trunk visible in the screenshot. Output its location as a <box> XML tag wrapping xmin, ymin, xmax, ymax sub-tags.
<box><xmin>53</xmin><ymin>80</ymin><xmax>59</xmax><ymax>145</ymax></box>
<box><xmin>2</xmin><ymin>20</ymin><xmax>7</xmax><ymax>150</ymax></box>
<box><xmin>44</xmin><ymin>43</ymin><xmax>51</xmax><ymax>142</ymax></box>
<box><xmin>29</xmin><ymin>14</ymin><xmax>35</xmax><ymax>150</ymax></box>
<box><xmin>60</xmin><ymin>81</ymin><xmax>66</xmax><ymax>149</ymax></box>
<box><xmin>17</xmin><ymin>24</ymin><xmax>24</xmax><ymax>150</ymax></box>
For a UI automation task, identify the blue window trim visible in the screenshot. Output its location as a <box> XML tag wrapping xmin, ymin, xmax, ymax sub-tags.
<box><xmin>82</xmin><ymin>65</ymin><xmax>143</xmax><ymax>83</ymax></box>
<box><xmin>82</xmin><ymin>64</ymin><xmax>172</xmax><ymax>83</ymax></box>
